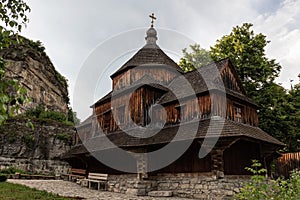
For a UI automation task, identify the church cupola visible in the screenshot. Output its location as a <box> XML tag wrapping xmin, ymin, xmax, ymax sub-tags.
<box><xmin>145</xmin><ymin>13</ymin><xmax>158</xmax><ymax>45</ymax></box>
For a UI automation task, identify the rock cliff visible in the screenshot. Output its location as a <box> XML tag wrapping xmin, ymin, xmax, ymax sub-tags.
<box><xmin>1</xmin><ymin>36</ymin><xmax>69</xmax><ymax>113</ymax></box>
<box><xmin>0</xmin><ymin>36</ymin><xmax>75</xmax><ymax>175</ymax></box>
<box><xmin>0</xmin><ymin>118</ymin><xmax>75</xmax><ymax>175</ymax></box>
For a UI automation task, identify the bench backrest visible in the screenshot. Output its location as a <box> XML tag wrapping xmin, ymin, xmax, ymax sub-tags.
<box><xmin>88</xmin><ymin>173</ymin><xmax>108</xmax><ymax>181</ymax></box>
<box><xmin>70</xmin><ymin>168</ymin><xmax>86</xmax><ymax>175</ymax></box>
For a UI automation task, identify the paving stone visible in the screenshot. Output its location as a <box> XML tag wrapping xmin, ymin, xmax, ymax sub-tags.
<box><xmin>7</xmin><ymin>179</ymin><xmax>192</xmax><ymax>200</ymax></box>
<box><xmin>148</xmin><ymin>190</ymin><xmax>173</xmax><ymax>197</ymax></box>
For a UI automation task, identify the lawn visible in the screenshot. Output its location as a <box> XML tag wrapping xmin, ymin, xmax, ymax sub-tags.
<box><xmin>0</xmin><ymin>182</ymin><xmax>71</xmax><ymax>200</ymax></box>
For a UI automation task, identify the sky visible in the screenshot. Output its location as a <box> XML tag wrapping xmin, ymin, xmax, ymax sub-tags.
<box><xmin>20</xmin><ymin>0</ymin><xmax>300</xmax><ymax>120</ymax></box>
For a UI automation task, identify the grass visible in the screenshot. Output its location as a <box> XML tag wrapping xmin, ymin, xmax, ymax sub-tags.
<box><xmin>0</xmin><ymin>182</ymin><xmax>72</xmax><ymax>200</ymax></box>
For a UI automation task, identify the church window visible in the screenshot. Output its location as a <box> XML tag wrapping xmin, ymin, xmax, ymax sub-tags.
<box><xmin>103</xmin><ymin>110</ymin><xmax>111</xmax><ymax>132</ymax></box>
<box><xmin>234</xmin><ymin>105</ymin><xmax>242</xmax><ymax>123</ymax></box>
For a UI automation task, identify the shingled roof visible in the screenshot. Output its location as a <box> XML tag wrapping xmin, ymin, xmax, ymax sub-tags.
<box><xmin>65</xmin><ymin>118</ymin><xmax>284</xmax><ymax>157</ymax></box>
<box><xmin>110</xmin><ymin>43</ymin><xmax>183</xmax><ymax>78</ymax></box>
<box><xmin>157</xmin><ymin>58</ymin><xmax>257</xmax><ymax>106</ymax></box>
<box><xmin>93</xmin><ymin>74</ymin><xmax>168</xmax><ymax>106</ymax></box>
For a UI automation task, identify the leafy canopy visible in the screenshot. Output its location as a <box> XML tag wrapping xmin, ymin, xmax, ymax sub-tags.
<box><xmin>0</xmin><ymin>0</ymin><xmax>30</xmax><ymax>125</ymax></box>
<box><xmin>210</xmin><ymin>23</ymin><xmax>281</xmax><ymax>97</ymax></box>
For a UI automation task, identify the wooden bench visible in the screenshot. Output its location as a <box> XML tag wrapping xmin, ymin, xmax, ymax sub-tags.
<box><xmin>86</xmin><ymin>173</ymin><xmax>108</xmax><ymax>190</ymax></box>
<box><xmin>65</xmin><ymin>168</ymin><xmax>87</xmax><ymax>181</ymax></box>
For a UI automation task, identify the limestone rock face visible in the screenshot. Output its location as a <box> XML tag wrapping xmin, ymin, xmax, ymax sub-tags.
<box><xmin>0</xmin><ymin>118</ymin><xmax>75</xmax><ymax>175</ymax></box>
<box><xmin>1</xmin><ymin>37</ymin><xmax>69</xmax><ymax>113</ymax></box>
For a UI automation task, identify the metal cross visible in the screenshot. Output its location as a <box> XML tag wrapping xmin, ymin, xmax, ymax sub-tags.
<box><xmin>149</xmin><ymin>13</ymin><xmax>156</xmax><ymax>28</ymax></box>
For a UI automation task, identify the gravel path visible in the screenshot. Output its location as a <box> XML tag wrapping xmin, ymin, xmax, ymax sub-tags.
<box><xmin>7</xmin><ymin>179</ymin><xmax>193</xmax><ymax>200</ymax></box>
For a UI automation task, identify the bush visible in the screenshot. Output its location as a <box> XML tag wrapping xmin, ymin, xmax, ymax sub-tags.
<box><xmin>0</xmin><ymin>174</ymin><xmax>7</xmax><ymax>182</ymax></box>
<box><xmin>0</xmin><ymin>166</ymin><xmax>25</xmax><ymax>174</ymax></box>
<box><xmin>56</xmin><ymin>132</ymin><xmax>71</xmax><ymax>142</ymax></box>
<box><xmin>24</xmin><ymin>106</ymin><xmax>74</xmax><ymax>125</ymax></box>
<box><xmin>234</xmin><ymin>160</ymin><xmax>300</xmax><ymax>200</ymax></box>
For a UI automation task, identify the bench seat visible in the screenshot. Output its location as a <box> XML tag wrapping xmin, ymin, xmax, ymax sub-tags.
<box><xmin>86</xmin><ymin>173</ymin><xmax>108</xmax><ymax>190</ymax></box>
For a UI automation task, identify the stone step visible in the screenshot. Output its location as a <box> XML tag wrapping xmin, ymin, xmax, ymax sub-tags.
<box><xmin>148</xmin><ymin>190</ymin><xmax>173</xmax><ymax>197</ymax></box>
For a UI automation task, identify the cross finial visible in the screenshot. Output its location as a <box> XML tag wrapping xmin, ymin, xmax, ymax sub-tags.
<box><xmin>149</xmin><ymin>13</ymin><xmax>156</xmax><ymax>28</ymax></box>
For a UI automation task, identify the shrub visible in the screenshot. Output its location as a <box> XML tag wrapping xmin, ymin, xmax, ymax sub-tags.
<box><xmin>0</xmin><ymin>174</ymin><xmax>7</xmax><ymax>182</ymax></box>
<box><xmin>234</xmin><ymin>160</ymin><xmax>300</xmax><ymax>200</ymax></box>
<box><xmin>56</xmin><ymin>133</ymin><xmax>71</xmax><ymax>142</ymax></box>
<box><xmin>0</xmin><ymin>166</ymin><xmax>24</xmax><ymax>174</ymax></box>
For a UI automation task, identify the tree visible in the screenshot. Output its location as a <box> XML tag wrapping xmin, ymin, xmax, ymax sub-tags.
<box><xmin>0</xmin><ymin>0</ymin><xmax>30</xmax><ymax>125</ymax></box>
<box><xmin>283</xmin><ymin>75</ymin><xmax>300</xmax><ymax>151</ymax></box>
<box><xmin>210</xmin><ymin>23</ymin><xmax>281</xmax><ymax>97</ymax></box>
<box><xmin>179</xmin><ymin>23</ymin><xmax>297</xmax><ymax>151</ymax></box>
<box><xmin>178</xmin><ymin>43</ymin><xmax>212</xmax><ymax>72</ymax></box>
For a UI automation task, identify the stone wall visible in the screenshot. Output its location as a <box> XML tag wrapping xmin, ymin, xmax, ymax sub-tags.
<box><xmin>103</xmin><ymin>173</ymin><xmax>248</xmax><ymax>199</ymax></box>
<box><xmin>107</xmin><ymin>174</ymin><xmax>156</xmax><ymax>196</ymax></box>
<box><xmin>154</xmin><ymin>173</ymin><xmax>247</xmax><ymax>199</ymax></box>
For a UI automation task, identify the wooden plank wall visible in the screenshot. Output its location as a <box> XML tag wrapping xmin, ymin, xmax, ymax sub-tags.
<box><xmin>275</xmin><ymin>152</ymin><xmax>300</xmax><ymax>178</ymax></box>
<box><xmin>112</xmin><ymin>68</ymin><xmax>177</xmax><ymax>90</ymax></box>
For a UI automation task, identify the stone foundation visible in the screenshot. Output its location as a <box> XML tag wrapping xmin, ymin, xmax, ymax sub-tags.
<box><xmin>105</xmin><ymin>173</ymin><xmax>248</xmax><ymax>199</ymax></box>
<box><xmin>107</xmin><ymin>174</ymin><xmax>156</xmax><ymax>196</ymax></box>
<box><xmin>154</xmin><ymin>173</ymin><xmax>248</xmax><ymax>199</ymax></box>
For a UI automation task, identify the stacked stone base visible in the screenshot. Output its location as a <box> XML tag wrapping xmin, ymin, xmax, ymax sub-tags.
<box><xmin>105</xmin><ymin>173</ymin><xmax>248</xmax><ymax>199</ymax></box>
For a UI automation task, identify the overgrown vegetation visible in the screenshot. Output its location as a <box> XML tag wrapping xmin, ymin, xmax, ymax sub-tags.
<box><xmin>0</xmin><ymin>0</ymin><xmax>30</xmax><ymax>126</ymax></box>
<box><xmin>55</xmin><ymin>132</ymin><xmax>72</xmax><ymax>144</ymax></box>
<box><xmin>234</xmin><ymin>160</ymin><xmax>300</xmax><ymax>200</ymax></box>
<box><xmin>23</xmin><ymin>132</ymin><xmax>34</xmax><ymax>148</ymax></box>
<box><xmin>0</xmin><ymin>182</ymin><xmax>70</xmax><ymax>200</ymax></box>
<box><xmin>0</xmin><ymin>166</ymin><xmax>25</xmax><ymax>175</ymax></box>
<box><xmin>23</xmin><ymin>106</ymin><xmax>77</xmax><ymax>126</ymax></box>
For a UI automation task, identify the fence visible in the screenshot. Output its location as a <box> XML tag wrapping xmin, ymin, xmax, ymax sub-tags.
<box><xmin>275</xmin><ymin>152</ymin><xmax>300</xmax><ymax>178</ymax></box>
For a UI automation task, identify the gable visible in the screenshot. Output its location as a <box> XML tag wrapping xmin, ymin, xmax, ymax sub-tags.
<box><xmin>219</xmin><ymin>59</ymin><xmax>246</xmax><ymax>94</ymax></box>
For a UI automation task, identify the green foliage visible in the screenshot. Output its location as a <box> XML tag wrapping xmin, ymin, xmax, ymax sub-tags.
<box><xmin>39</xmin><ymin>110</ymin><xmax>66</xmax><ymax>122</ymax></box>
<box><xmin>55</xmin><ymin>132</ymin><xmax>71</xmax><ymax>143</ymax></box>
<box><xmin>23</xmin><ymin>132</ymin><xmax>34</xmax><ymax>148</ymax></box>
<box><xmin>210</xmin><ymin>23</ymin><xmax>281</xmax><ymax>94</ymax></box>
<box><xmin>0</xmin><ymin>166</ymin><xmax>25</xmax><ymax>174</ymax></box>
<box><xmin>179</xmin><ymin>23</ymin><xmax>300</xmax><ymax>151</ymax></box>
<box><xmin>67</xmin><ymin>107</ymin><xmax>80</xmax><ymax>125</ymax></box>
<box><xmin>234</xmin><ymin>160</ymin><xmax>300</xmax><ymax>200</ymax></box>
<box><xmin>0</xmin><ymin>182</ymin><xmax>70</xmax><ymax>199</ymax></box>
<box><xmin>0</xmin><ymin>174</ymin><xmax>7</xmax><ymax>182</ymax></box>
<box><xmin>178</xmin><ymin>43</ymin><xmax>212</xmax><ymax>72</ymax></box>
<box><xmin>24</xmin><ymin>106</ymin><xmax>77</xmax><ymax>126</ymax></box>
<box><xmin>25</xmin><ymin>106</ymin><xmax>66</xmax><ymax>122</ymax></box>
<box><xmin>7</xmin><ymin>135</ymin><xmax>16</xmax><ymax>143</ymax></box>
<box><xmin>0</xmin><ymin>0</ymin><xmax>30</xmax><ymax>126</ymax></box>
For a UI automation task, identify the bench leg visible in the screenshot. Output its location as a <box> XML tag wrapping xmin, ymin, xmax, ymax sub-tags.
<box><xmin>97</xmin><ymin>182</ymin><xmax>100</xmax><ymax>190</ymax></box>
<box><xmin>88</xmin><ymin>181</ymin><xmax>91</xmax><ymax>189</ymax></box>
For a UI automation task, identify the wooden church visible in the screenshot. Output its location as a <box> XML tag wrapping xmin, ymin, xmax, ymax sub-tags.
<box><xmin>64</xmin><ymin>16</ymin><xmax>284</xmax><ymax>180</ymax></box>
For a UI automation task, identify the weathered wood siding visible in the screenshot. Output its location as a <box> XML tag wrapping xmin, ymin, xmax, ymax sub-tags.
<box><xmin>153</xmin><ymin>92</ymin><xmax>258</xmax><ymax>126</ymax></box>
<box><xmin>220</xmin><ymin>64</ymin><xmax>243</xmax><ymax>93</ymax></box>
<box><xmin>112</xmin><ymin>67</ymin><xmax>178</xmax><ymax>90</ymax></box>
<box><xmin>223</xmin><ymin>140</ymin><xmax>261</xmax><ymax>175</ymax></box>
<box><xmin>154</xmin><ymin>141</ymin><xmax>212</xmax><ymax>173</ymax></box>
<box><xmin>95</xmin><ymin>86</ymin><xmax>164</xmax><ymax>133</ymax></box>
